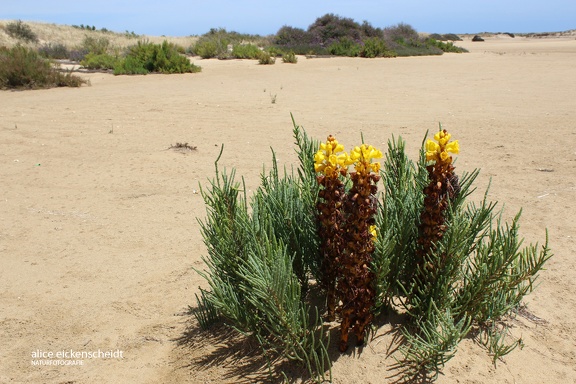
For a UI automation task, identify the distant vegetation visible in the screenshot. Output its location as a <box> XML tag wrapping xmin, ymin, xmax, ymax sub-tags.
<box><xmin>4</xmin><ymin>20</ymin><xmax>38</xmax><ymax>43</ymax></box>
<box><xmin>0</xmin><ymin>15</ymin><xmax>468</xmax><ymax>89</ymax></box>
<box><xmin>0</xmin><ymin>45</ymin><xmax>87</xmax><ymax>89</ymax></box>
<box><xmin>190</xmin><ymin>15</ymin><xmax>467</xmax><ymax>59</ymax></box>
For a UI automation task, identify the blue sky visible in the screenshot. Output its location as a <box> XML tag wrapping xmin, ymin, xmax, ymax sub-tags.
<box><xmin>3</xmin><ymin>0</ymin><xmax>575</xmax><ymax>36</ymax></box>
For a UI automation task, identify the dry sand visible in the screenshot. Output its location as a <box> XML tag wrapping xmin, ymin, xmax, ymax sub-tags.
<box><xmin>1</xmin><ymin>35</ymin><xmax>575</xmax><ymax>383</ymax></box>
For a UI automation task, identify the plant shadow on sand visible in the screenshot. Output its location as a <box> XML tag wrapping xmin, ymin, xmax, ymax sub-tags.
<box><xmin>174</xmin><ymin>316</ymin><xmax>316</xmax><ymax>383</ymax></box>
<box><xmin>173</xmin><ymin>302</ymin><xmax>420</xmax><ymax>383</ymax></box>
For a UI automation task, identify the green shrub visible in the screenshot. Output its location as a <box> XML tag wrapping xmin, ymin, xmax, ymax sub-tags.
<box><xmin>38</xmin><ymin>43</ymin><xmax>70</xmax><ymax>60</ymax></box>
<box><xmin>308</xmin><ymin>13</ymin><xmax>363</xmax><ymax>46</ymax></box>
<box><xmin>258</xmin><ymin>51</ymin><xmax>276</xmax><ymax>65</ymax></box>
<box><xmin>383</xmin><ymin>22</ymin><xmax>420</xmax><ymax>44</ymax></box>
<box><xmin>193</xmin><ymin>40</ymin><xmax>222</xmax><ymax>59</ymax></box>
<box><xmin>328</xmin><ymin>37</ymin><xmax>361</xmax><ymax>56</ymax></box>
<box><xmin>5</xmin><ymin>20</ymin><xmax>38</xmax><ymax>43</ymax></box>
<box><xmin>265</xmin><ymin>46</ymin><xmax>282</xmax><ymax>57</ymax></box>
<box><xmin>0</xmin><ymin>45</ymin><xmax>87</xmax><ymax>89</ymax></box>
<box><xmin>80</xmin><ymin>52</ymin><xmax>119</xmax><ymax>70</ymax></box>
<box><xmin>274</xmin><ymin>26</ymin><xmax>312</xmax><ymax>46</ymax></box>
<box><xmin>114</xmin><ymin>40</ymin><xmax>201</xmax><ymax>75</ymax></box>
<box><xmin>282</xmin><ymin>51</ymin><xmax>298</xmax><ymax>63</ymax></box>
<box><xmin>192</xmin><ymin>28</ymin><xmax>269</xmax><ymax>59</ymax></box>
<box><xmin>194</xmin><ymin>117</ymin><xmax>551</xmax><ymax>382</ymax></box>
<box><xmin>426</xmin><ymin>38</ymin><xmax>468</xmax><ymax>53</ymax></box>
<box><xmin>195</xmin><ymin>126</ymin><xmax>329</xmax><ymax>382</ymax></box>
<box><xmin>81</xmin><ymin>35</ymin><xmax>111</xmax><ymax>55</ymax></box>
<box><xmin>231</xmin><ymin>44</ymin><xmax>261</xmax><ymax>59</ymax></box>
<box><xmin>360</xmin><ymin>37</ymin><xmax>395</xmax><ymax>58</ymax></box>
<box><xmin>113</xmin><ymin>55</ymin><xmax>148</xmax><ymax>75</ymax></box>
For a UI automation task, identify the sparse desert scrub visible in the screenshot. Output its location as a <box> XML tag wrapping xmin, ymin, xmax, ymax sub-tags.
<box><xmin>193</xmin><ymin>117</ymin><xmax>551</xmax><ymax>382</ymax></box>
<box><xmin>38</xmin><ymin>42</ymin><xmax>70</xmax><ymax>59</ymax></box>
<box><xmin>0</xmin><ymin>45</ymin><xmax>87</xmax><ymax>89</ymax></box>
<box><xmin>257</xmin><ymin>51</ymin><xmax>276</xmax><ymax>65</ymax></box>
<box><xmin>282</xmin><ymin>51</ymin><xmax>298</xmax><ymax>63</ymax></box>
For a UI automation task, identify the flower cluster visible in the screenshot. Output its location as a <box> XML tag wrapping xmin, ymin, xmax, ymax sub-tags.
<box><xmin>417</xmin><ymin>128</ymin><xmax>461</xmax><ymax>278</ymax></box>
<box><xmin>314</xmin><ymin>136</ymin><xmax>352</xmax><ymax>178</ymax></box>
<box><xmin>349</xmin><ymin>144</ymin><xmax>382</xmax><ymax>174</ymax></box>
<box><xmin>314</xmin><ymin>136</ymin><xmax>382</xmax><ymax>352</ymax></box>
<box><xmin>425</xmin><ymin>130</ymin><xmax>459</xmax><ymax>163</ymax></box>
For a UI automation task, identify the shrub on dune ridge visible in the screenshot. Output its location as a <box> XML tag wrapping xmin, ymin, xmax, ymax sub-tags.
<box><xmin>4</xmin><ymin>20</ymin><xmax>38</xmax><ymax>43</ymax></box>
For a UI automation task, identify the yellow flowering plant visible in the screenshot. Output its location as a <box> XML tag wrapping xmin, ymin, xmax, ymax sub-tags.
<box><xmin>195</xmin><ymin>117</ymin><xmax>551</xmax><ymax>383</ymax></box>
<box><xmin>314</xmin><ymin>138</ymin><xmax>383</xmax><ymax>351</ymax></box>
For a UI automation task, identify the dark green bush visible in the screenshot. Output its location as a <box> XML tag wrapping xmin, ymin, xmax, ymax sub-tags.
<box><xmin>5</xmin><ymin>20</ymin><xmax>38</xmax><ymax>43</ymax></box>
<box><xmin>38</xmin><ymin>43</ymin><xmax>70</xmax><ymax>60</ymax></box>
<box><xmin>308</xmin><ymin>13</ymin><xmax>363</xmax><ymax>46</ymax></box>
<box><xmin>0</xmin><ymin>45</ymin><xmax>87</xmax><ymax>89</ymax></box>
<box><xmin>274</xmin><ymin>26</ymin><xmax>312</xmax><ymax>46</ymax></box>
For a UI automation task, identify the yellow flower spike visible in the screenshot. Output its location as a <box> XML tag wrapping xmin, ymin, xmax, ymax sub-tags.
<box><xmin>427</xmin><ymin>129</ymin><xmax>459</xmax><ymax>164</ymax></box>
<box><xmin>315</xmin><ymin>135</ymin><xmax>350</xmax><ymax>177</ymax></box>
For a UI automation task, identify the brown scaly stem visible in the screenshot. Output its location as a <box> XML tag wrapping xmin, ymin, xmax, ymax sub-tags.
<box><xmin>338</xmin><ymin>145</ymin><xmax>381</xmax><ymax>352</ymax></box>
<box><xmin>314</xmin><ymin>136</ymin><xmax>351</xmax><ymax>322</ymax></box>
<box><xmin>316</xmin><ymin>173</ymin><xmax>346</xmax><ymax>321</ymax></box>
<box><xmin>415</xmin><ymin>129</ymin><xmax>460</xmax><ymax>287</ymax></box>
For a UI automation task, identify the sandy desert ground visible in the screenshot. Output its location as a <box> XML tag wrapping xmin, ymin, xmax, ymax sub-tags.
<box><xmin>1</xmin><ymin>34</ymin><xmax>575</xmax><ymax>383</ymax></box>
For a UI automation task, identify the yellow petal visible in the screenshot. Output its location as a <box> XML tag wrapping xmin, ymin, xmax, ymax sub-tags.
<box><xmin>440</xmin><ymin>151</ymin><xmax>450</xmax><ymax>162</ymax></box>
<box><xmin>426</xmin><ymin>140</ymin><xmax>439</xmax><ymax>153</ymax></box>
<box><xmin>328</xmin><ymin>154</ymin><xmax>338</xmax><ymax>166</ymax></box>
<box><xmin>446</xmin><ymin>140</ymin><xmax>459</xmax><ymax>154</ymax></box>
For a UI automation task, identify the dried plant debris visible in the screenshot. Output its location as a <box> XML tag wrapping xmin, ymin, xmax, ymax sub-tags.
<box><xmin>168</xmin><ymin>142</ymin><xmax>197</xmax><ymax>153</ymax></box>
